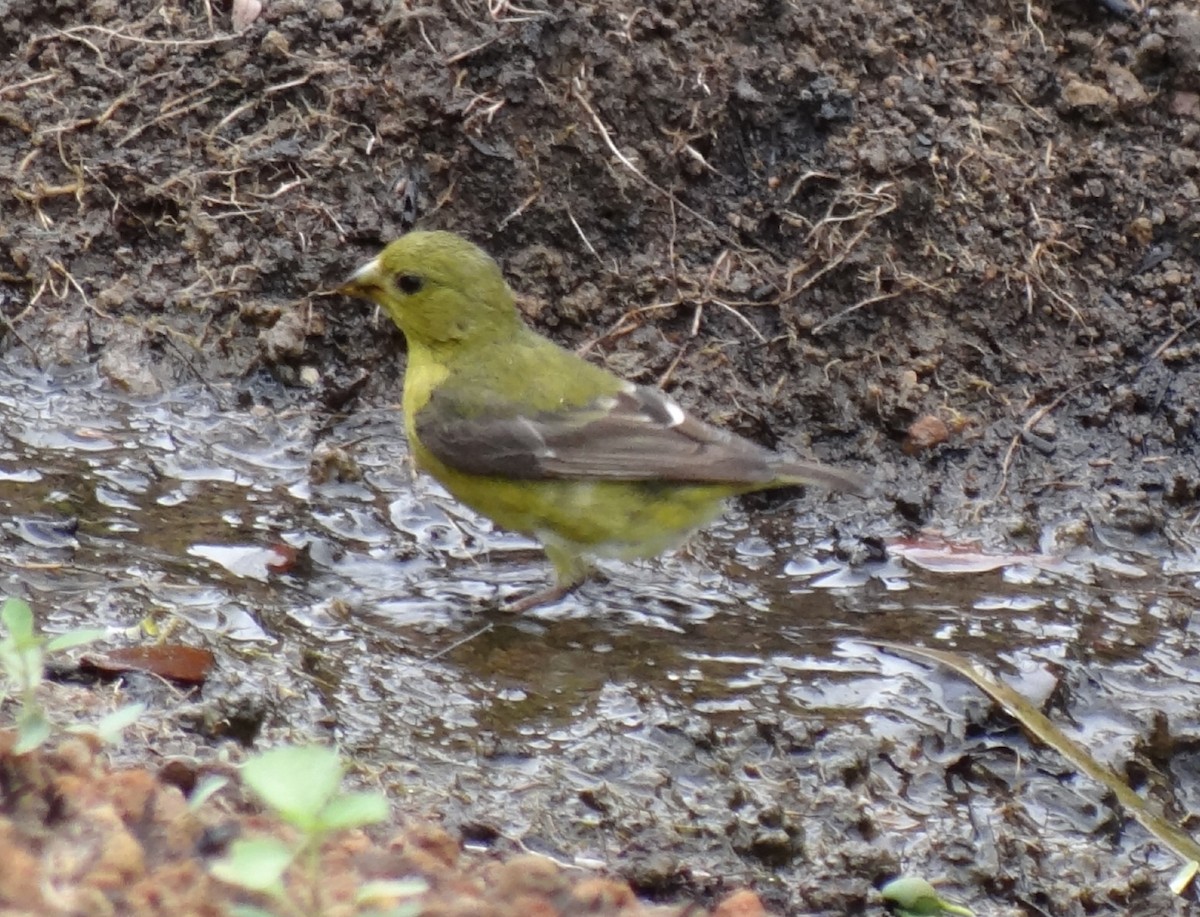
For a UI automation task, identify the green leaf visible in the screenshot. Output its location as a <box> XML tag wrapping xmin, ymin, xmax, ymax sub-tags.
<box><xmin>355</xmin><ymin>878</ymin><xmax>429</xmax><ymax>905</ymax></box>
<box><xmin>241</xmin><ymin>745</ymin><xmax>343</xmax><ymax>831</ymax></box>
<box><xmin>45</xmin><ymin>628</ymin><xmax>107</xmax><ymax>653</ymax></box>
<box><xmin>14</xmin><ymin>708</ymin><xmax>51</xmax><ymax>754</ymax></box>
<box><xmin>93</xmin><ymin>703</ymin><xmax>146</xmax><ymax>743</ymax></box>
<box><xmin>228</xmin><ymin>905</ymin><xmax>282</xmax><ymax>917</ymax></box>
<box><xmin>210</xmin><ymin>837</ymin><xmax>295</xmax><ymax>893</ymax></box>
<box><xmin>1</xmin><ymin>598</ymin><xmax>35</xmax><ymax>642</ymax></box>
<box><xmin>1170</xmin><ymin>860</ymin><xmax>1199</xmax><ymax>896</ymax></box>
<box><xmin>880</xmin><ymin>877</ymin><xmax>973</xmax><ymax>917</ymax></box>
<box><xmin>357</xmin><ymin>905</ymin><xmax>425</xmax><ymax>917</ymax></box>
<box><xmin>188</xmin><ymin>774</ymin><xmax>230</xmax><ymax>812</ymax></box>
<box><xmin>317</xmin><ymin>790</ymin><xmax>390</xmax><ymax>833</ymax></box>
<box><xmin>5</xmin><ymin>645</ymin><xmax>44</xmax><ymax>695</ymax></box>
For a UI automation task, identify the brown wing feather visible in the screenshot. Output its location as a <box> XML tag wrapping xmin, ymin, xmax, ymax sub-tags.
<box><xmin>415</xmin><ymin>385</ymin><xmax>864</xmax><ymax>491</ymax></box>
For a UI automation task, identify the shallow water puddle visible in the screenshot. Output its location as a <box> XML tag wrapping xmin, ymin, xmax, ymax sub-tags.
<box><xmin>2</xmin><ymin>362</ymin><xmax>1199</xmax><ymax>908</ymax></box>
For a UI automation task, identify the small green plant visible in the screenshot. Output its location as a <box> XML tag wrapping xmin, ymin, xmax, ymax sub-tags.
<box><xmin>880</xmin><ymin>877</ymin><xmax>973</xmax><ymax>917</ymax></box>
<box><xmin>0</xmin><ymin>596</ymin><xmax>120</xmax><ymax>753</ymax></box>
<box><xmin>212</xmin><ymin>744</ymin><xmax>423</xmax><ymax>917</ymax></box>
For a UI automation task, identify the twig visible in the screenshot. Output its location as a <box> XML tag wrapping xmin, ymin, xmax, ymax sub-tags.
<box><xmin>47</xmin><ymin>24</ymin><xmax>235</xmax><ymax>49</ymax></box>
<box><xmin>118</xmin><ymin>94</ymin><xmax>215</xmax><ymax>147</ymax></box>
<box><xmin>1024</xmin><ymin>0</ymin><xmax>1047</xmax><ymax>51</ymax></box>
<box><xmin>49</xmin><ymin>260</ymin><xmax>109</xmax><ymax>318</ymax></box>
<box><xmin>1148</xmin><ymin>318</ymin><xmax>1200</xmax><ymax>363</ymax></box>
<box><xmin>444</xmin><ymin>36</ymin><xmax>498</xmax><ymax>65</ymax></box>
<box><xmin>571</xmin><ymin>82</ymin><xmax>751</xmax><ymax>254</ymax></box>
<box><xmin>990</xmin><ymin>381</ymin><xmax>1091</xmax><ymax>504</ymax></box>
<box><xmin>708</xmin><ymin>299</ymin><xmax>766</xmax><ymax>342</ymax></box>
<box><xmin>810</xmin><ymin>289</ymin><xmax>904</xmax><ymax>334</ymax></box>
<box><xmin>567</xmin><ymin>209</ymin><xmax>600</xmax><ymax>261</ymax></box>
<box><xmin>0</xmin><ymin>74</ymin><xmax>56</xmax><ymax>97</ymax></box>
<box><xmin>657</xmin><ymin>342</ymin><xmax>689</xmax><ymax>388</ymax></box>
<box><xmin>498</xmin><ymin>188</ymin><xmax>539</xmax><ymax>230</ymax></box>
<box><xmin>159</xmin><ymin>331</ymin><xmax>223</xmax><ymax>401</ymax></box>
<box><xmin>780</xmin><ymin>184</ymin><xmax>897</xmax><ymax>304</ymax></box>
<box><xmin>0</xmin><ymin>312</ymin><xmax>43</xmax><ymax>371</ymax></box>
<box><xmin>423</xmin><ymin>623</ymin><xmax>495</xmax><ymax>663</ymax></box>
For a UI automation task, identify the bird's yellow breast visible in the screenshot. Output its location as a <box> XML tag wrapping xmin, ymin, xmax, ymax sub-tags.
<box><xmin>400</xmin><ymin>340</ymin><xmax>451</xmax><ymax>422</ymax></box>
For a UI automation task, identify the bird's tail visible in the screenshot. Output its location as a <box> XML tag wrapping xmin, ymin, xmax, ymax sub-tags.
<box><xmin>771</xmin><ymin>459</ymin><xmax>869</xmax><ymax>495</ymax></box>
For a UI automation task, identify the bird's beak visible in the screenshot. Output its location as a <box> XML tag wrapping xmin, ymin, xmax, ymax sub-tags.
<box><xmin>336</xmin><ymin>255</ymin><xmax>382</xmax><ymax>298</ymax></box>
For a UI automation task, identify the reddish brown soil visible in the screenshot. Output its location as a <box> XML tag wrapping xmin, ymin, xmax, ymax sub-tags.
<box><xmin>0</xmin><ymin>730</ymin><xmax>771</xmax><ymax>916</ymax></box>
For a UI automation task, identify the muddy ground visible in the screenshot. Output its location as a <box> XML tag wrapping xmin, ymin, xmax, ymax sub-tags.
<box><xmin>2</xmin><ymin>0</ymin><xmax>1200</xmax><ymax>914</ymax></box>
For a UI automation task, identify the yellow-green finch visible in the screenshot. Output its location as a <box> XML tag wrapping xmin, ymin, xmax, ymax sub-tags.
<box><xmin>339</xmin><ymin>231</ymin><xmax>865</xmax><ymax>609</ymax></box>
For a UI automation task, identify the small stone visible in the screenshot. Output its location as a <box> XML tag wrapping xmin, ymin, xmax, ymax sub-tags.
<box><xmin>1106</xmin><ymin>64</ymin><xmax>1149</xmax><ymax>108</ymax></box>
<box><xmin>903</xmin><ymin>415</ymin><xmax>951</xmax><ymax>455</ymax></box>
<box><xmin>90</xmin><ymin>0</ymin><xmax>119</xmax><ymax>20</ymax></box>
<box><xmin>317</xmin><ymin>0</ymin><xmax>344</xmax><ymax>19</ymax></box>
<box><xmin>99</xmin><ymin>345</ymin><xmax>162</xmax><ymax>396</ymax></box>
<box><xmin>85</xmin><ymin>817</ymin><xmax>146</xmax><ymax>888</ymax></box>
<box><xmin>714</xmin><ymin>888</ymin><xmax>769</xmax><ymax>917</ymax></box>
<box><xmin>309</xmin><ymin>442</ymin><xmax>362</xmax><ymax>484</ymax></box>
<box><xmin>259</xmin><ymin>309</ymin><xmax>309</xmax><ymax>363</ymax></box>
<box><xmin>1169</xmin><ymin>91</ymin><xmax>1200</xmax><ymax>119</ymax></box>
<box><xmin>106</xmin><ymin>769</ymin><xmax>160</xmax><ymax>825</ymax></box>
<box><xmin>390</xmin><ymin>821</ymin><xmax>460</xmax><ymax>867</ymax></box>
<box><xmin>487</xmin><ymin>854</ymin><xmax>568</xmax><ymax>898</ymax></box>
<box><xmin>1127</xmin><ymin>216</ymin><xmax>1153</xmax><ymax>246</ymax></box>
<box><xmin>1061</xmin><ymin>79</ymin><xmax>1115</xmax><ymax>114</ymax></box>
<box><xmin>570</xmin><ymin>877</ymin><xmax>637</xmax><ymax>909</ymax></box>
<box><xmin>54</xmin><ymin>737</ymin><xmax>97</xmax><ymax>775</ymax></box>
<box><xmin>0</xmin><ymin>824</ymin><xmax>44</xmax><ymax>908</ymax></box>
<box><xmin>1031</xmin><ymin>415</ymin><xmax>1057</xmax><ymax>440</ymax></box>
<box><xmin>231</xmin><ymin>0</ymin><xmax>262</xmax><ymax>30</ymax></box>
<box><xmin>260</xmin><ymin>29</ymin><xmax>290</xmax><ymax>58</ymax></box>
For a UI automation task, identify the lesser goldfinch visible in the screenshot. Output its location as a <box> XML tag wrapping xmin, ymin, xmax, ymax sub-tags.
<box><xmin>339</xmin><ymin>231</ymin><xmax>865</xmax><ymax>610</ymax></box>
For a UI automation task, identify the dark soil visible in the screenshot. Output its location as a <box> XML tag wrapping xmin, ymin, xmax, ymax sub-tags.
<box><xmin>2</xmin><ymin>0</ymin><xmax>1200</xmax><ymax>913</ymax></box>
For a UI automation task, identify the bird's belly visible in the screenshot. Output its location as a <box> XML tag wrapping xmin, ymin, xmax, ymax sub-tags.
<box><xmin>435</xmin><ymin>469</ymin><xmax>730</xmax><ymax>558</ymax></box>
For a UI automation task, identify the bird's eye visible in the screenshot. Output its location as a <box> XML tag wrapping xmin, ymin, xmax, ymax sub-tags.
<box><xmin>396</xmin><ymin>273</ymin><xmax>424</xmax><ymax>295</ymax></box>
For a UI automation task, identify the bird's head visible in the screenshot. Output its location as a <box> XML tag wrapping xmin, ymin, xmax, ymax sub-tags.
<box><xmin>339</xmin><ymin>231</ymin><xmax>521</xmax><ymax>348</ymax></box>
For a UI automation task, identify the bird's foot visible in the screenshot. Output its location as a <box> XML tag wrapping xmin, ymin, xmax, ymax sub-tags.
<box><xmin>501</xmin><ymin>581</ymin><xmax>579</xmax><ymax>613</ymax></box>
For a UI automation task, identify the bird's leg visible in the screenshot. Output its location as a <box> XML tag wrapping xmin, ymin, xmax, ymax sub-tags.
<box><xmin>500</xmin><ymin>542</ymin><xmax>589</xmax><ymax>613</ymax></box>
<box><xmin>502</xmin><ymin>582</ymin><xmax>578</xmax><ymax>613</ymax></box>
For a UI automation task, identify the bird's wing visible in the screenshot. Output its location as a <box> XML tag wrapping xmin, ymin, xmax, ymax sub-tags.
<box><xmin>415</xmin><ymin>384</ymin><xmax>853</xmax><ymax>487</ymax></box>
